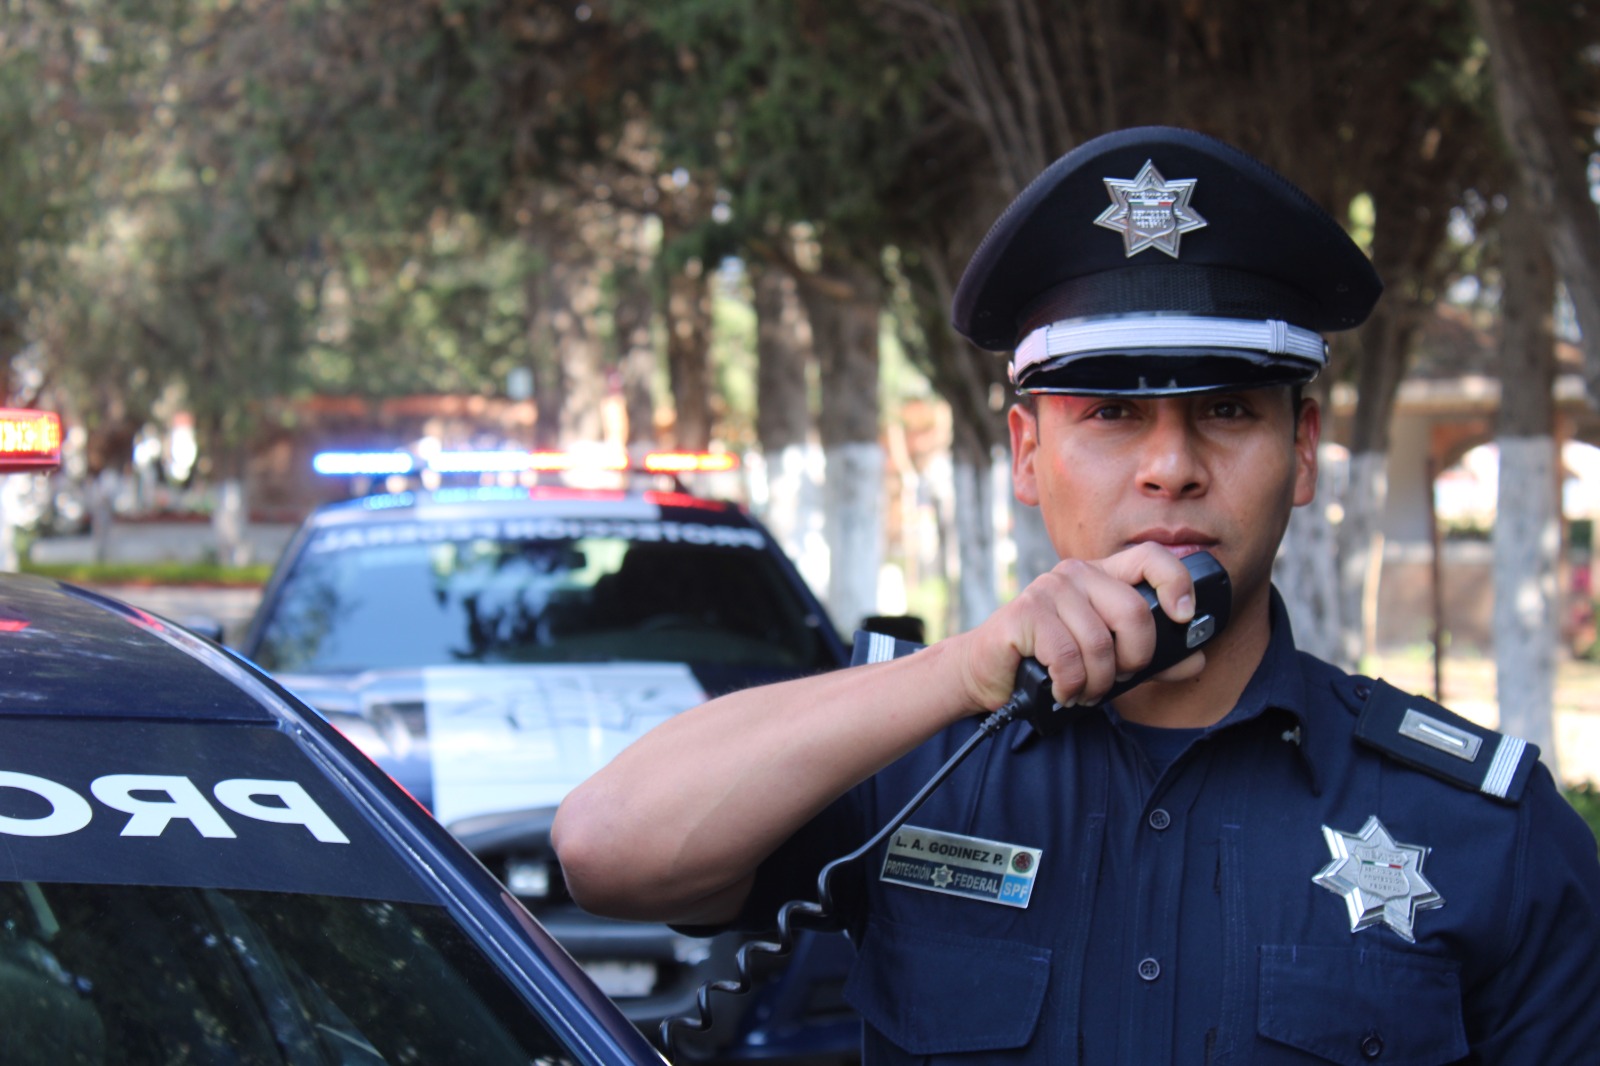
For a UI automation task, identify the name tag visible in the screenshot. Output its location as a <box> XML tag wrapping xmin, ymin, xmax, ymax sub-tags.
<box><xmin>879</xmin><ymin>825</ymin><xmax>1041</xmax><ymax>908</ymax></box>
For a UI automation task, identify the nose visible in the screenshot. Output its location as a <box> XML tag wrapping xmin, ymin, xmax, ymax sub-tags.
<box><xmin>1136</xmin><ymin>404</ymin><xmax>1206</xmax><ymax>498</ymax></box>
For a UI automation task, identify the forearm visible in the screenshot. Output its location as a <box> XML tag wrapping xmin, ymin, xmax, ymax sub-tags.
<box><xmin>552</xmin><ymin>636</ymin><xmax>985</xmax><ymax>925</ymax></box>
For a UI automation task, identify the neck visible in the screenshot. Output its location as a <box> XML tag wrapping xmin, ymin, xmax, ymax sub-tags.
<box><xmin>1111</xmin><ymin>589</ymin><xmax>1274</xmax><ymax>728</ymax></box>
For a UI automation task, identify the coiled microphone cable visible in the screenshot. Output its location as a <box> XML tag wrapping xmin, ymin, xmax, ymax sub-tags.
<box><xmin>657</xmin><ymin>658</ymin><xmax>1053</xmax><ymax>1060</ymax></box>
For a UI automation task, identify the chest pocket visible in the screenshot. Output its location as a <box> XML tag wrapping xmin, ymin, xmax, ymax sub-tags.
<box><xmin>1258</xmin><ymin>945</ymin><xmax>1468</xmax><ymax>1065</ymax></box>
<box><xmin>843</xmin><ymin>918</ymin><xmax>1050</xmax><ymax>1056</ymax></box>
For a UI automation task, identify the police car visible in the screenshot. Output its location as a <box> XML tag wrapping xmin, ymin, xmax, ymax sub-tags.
<box><xmin>233</xmin><ymin>446</ymin><xmax>861</xmax><ymax>1061</ymax></box>
<box><xmin>0</xmin><ymin>411</ymin><xmax>663</xmax><ymax>1065</ymax></box>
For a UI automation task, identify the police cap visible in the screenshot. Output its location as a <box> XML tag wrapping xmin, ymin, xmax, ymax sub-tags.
<box><xmin>951</xmin><ymin>126</ymin><xmax>1382</xmax><ymax>395</ymax></box>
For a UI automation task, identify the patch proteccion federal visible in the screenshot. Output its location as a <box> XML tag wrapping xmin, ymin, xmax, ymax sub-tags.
<box><xmin>880</xmin><ymin>825</ymin><xmax>1041</xmax><ymax>908</ymax></box>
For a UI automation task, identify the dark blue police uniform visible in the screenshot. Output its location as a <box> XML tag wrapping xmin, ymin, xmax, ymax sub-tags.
<box><xmin>729</xmin><ymin>127</ymin><xmax>1600</xmax><ymax>1064</ymax></box>
<box><xmin>740</xmin><ymin>594</ymin><xmax>1600</xmax><ymax>1063</ymax></box>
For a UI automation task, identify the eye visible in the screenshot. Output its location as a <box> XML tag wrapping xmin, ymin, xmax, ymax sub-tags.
<box><xmin>1088</xmin><ymin>401</ymin><xmax>1135</xmax><ymax>421</ymax></box>
<box><xmin>1207</xmin><ymin>396</ymin><xmax>1253</xmax><ymax>420</ymax></box>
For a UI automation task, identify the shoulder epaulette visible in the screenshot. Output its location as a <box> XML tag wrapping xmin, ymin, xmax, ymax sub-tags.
<box><xmin>850</xmin><ymin>630</ymin><xmax>926</xmax><ymax>667</ymax></box>
<box><xmin>1354</xmin><ymin>678</ymin><xmax>1540</xmax><ymax>804</ymax></box>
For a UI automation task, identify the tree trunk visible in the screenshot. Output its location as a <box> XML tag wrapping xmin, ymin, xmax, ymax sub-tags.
<box><xmin>899</xmin><ymin>250</ymin><xmax>1019</xmax><ymax>624</ymax></box>
<box><xmin>1493</xmin><ymin>195</ymin><xmax>1561</xmax><ymax>774</ymax></box>
<box><xmin>524</xmin><ymin>203</ymin><xmax>604</xmax><ymax>449</ymax></box>
<box><xmin>1336</xmin><ymin>300</ymin><xmax>1417</xmax><ymax>670</ymax></box>
<box><xmin>200</xmin><ymin>419</ymin><xmax>251</xmax><ymax>567</ymax></box>
<box><xmin>802</xmin><ymin>248</ymin><xmax>883</xmax><ymax>634</ymax></box>
<box><xmin>1470</xmin><ymin>0</ymin><xmax>1600</xmax><ymax>394</ymax></box>
<box><xmin>553</xmin><ymin>255</ymin><xmax>605</xmax><ymax>446</ymax></box>
<box><xmin>613</xmin><ymin>214</ymin><xmax>659</xmax><ymax>449</ymax></box>
<box><xmin>951</xmin><ymin>415</ymin><xmax>998</xmax><ymax>633</ymax></box>
<box><xmin>752</xmin><ymin>258</ymin><xmax>815</xmax><ymax>562</ymax></box>
<box><xmin>523</xmin><ymin>230</ymin><xmax>566</xmax><ymax>451</ymax></box>
<box><xmin>1275</xmin><ymin>377</ymin><xmax>1346</xmax><ymax>663</ymax></box>
<box><xmin>664</xmin><ymin>255</ymin><xmax>713</xmax><ymax>451</ymax></box>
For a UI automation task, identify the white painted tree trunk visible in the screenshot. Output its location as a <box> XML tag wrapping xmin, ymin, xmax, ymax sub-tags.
<box><xmin>754</xmin><ymin>443</ymin><xmax>831</xmax><ymax>610</ymax></box>
<box><xmin>952</xmin><ymin>453</ymin><xmax>998</xmax><ymax>633</ymax></box>
<box><xmin>1275</xmin><ymin>445</ymin><xmax>1347</xmax><ymax>663</ymax></box>
<box><xmin>1493</xmin><ymin>435</ymin><xmax>1561</xmax><ymax>777</ymax></box>
<box><xmin>824</xmin><ymin>441</ymin><xmax>883</xmax><ymax>636</ymax></box>
<box><xmin>0</xmin><ymin>477</ymin><xmax>17</xmax><ymax>573</ymax></box>
<box><xmin>89</xmin><ymin>471</ymin><xmax>116</xmax><ymax>565</ymax></box>
<box><xmin>1337</xmin><ymin>450</ymin><xmax>1389</xmax><ymax>671</ymax></box>
<box><xmin>212</xmin><ymin>477</ymin><xmax>250</xmax><ymax>568</ymax></box>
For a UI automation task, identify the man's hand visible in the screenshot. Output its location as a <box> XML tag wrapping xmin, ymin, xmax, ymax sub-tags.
<box><xmin>949</xmin><ymin>543</ymin><xmax>1206</xmax><ymax>712</ymax></box>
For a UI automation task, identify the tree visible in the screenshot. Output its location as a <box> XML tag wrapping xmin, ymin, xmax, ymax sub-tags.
<box><xmin>1468</xmin><ymin>0</ymin><xmax>1600</xmax><ymax>391</ymax></box>
<box><xmin>1492</xmin><ymin>194</ymin><xmax>1562</xmax><ymax>773</ymax></box>
<box><xmin>623</xmin><ymin>0</ymin><xmax>936</xmax><ymax>626</ymax></box>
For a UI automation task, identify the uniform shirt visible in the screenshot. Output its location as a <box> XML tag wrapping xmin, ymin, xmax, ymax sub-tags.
<box><xmin>739</xmin><ymin>592</ymin><xmax>1600</xmax><ymax>1064</ymax></box>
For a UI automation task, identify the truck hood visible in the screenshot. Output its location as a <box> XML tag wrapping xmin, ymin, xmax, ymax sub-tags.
<box><xmin>274</xmin><ymin>662</ymin><xmax>715</xmax><ymax>830</ymax></box>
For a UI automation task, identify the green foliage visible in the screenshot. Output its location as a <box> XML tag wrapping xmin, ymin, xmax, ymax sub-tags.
<box><xmin>1565</xmin><ymin>782</ymin><xmax>1600</xmax><ymax>853</ymax></box>
<box><xmin>20</xmin><ymin>560</ymin><xmax>271</xmax><ymax>588</ymax></box>
<box><xmin>622</xmin><ymin>0</ymin><xmax>934</xmax><ymax>255</ymax></box>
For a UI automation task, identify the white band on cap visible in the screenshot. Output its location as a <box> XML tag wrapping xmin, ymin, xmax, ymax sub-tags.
<box><xmin>1013</xmin><ymin>314</ymin><xmax>1328</xmax><ymax>381</ymax></box>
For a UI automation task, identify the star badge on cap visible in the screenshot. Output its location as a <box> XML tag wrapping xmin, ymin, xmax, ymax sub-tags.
<box><xmin>1094</xmin><ymin>159</ymin><xmax>1207</xmax><ymax>259</ymax></box>
<box><xmin>1313</xmin><ymin>815</ymin><xmax>1443</xmax><ymax>943</ymax></box>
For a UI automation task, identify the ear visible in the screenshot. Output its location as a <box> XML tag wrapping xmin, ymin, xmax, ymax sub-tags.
<box><xmin>1009</xmin><ymin>403</ymin><xmax>1041</xmax><ymax>506</ymax></box>
<box><xmin>1292</xmin><ymin>396</ymin><xmax>1321</xmax><ymax>507</ymax></box>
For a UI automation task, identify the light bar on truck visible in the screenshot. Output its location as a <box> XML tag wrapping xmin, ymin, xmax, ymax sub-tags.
<box><xmin>642</xmin><ymin>451</ymin><xmax>738</xmax><ymax>474</ymax></box>
<box><xmin>313</xmin><ymin>447</ymin><xmax>739</xmax><ymax>478</ymax></box>
<box><xmin>0</xmin><ymin>409</ymin><xmax>63</xmax><ymax>473</ymax></box>
<box><xmin>527</xmin><ymin>450</ymin><xmax>629</xmax><ymax>473</ymax></box>
<box><xmin>428</xmin><ymin>450</ymin><xmax>534</xmax><ymax>474</ymax></box>
<box><xmin>312</xmin><ymin>451</ymin><xmax>416</xmax><ymax>477</ymax></box>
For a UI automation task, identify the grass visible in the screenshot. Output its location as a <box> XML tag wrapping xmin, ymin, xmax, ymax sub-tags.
<box><xmin>19</xmin><ymin>560</ymin><xmax>271</xmax><ymax>587</ymax></box>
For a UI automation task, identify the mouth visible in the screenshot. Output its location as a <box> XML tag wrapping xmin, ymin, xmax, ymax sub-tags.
<box><xmin>1127</xmin><ymin>530</ymin><xmax>1218</xmax><ymax>559</ymax></box>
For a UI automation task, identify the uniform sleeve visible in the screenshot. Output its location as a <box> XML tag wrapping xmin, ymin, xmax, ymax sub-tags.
<box><xmin>729</xmin><ymin>788</ymin><xmax>872</xmax><ymax>938</ymax></box>
<box><xmin>1468</xmin><ymin>766</ymin><xmax>1600</xmax><ymax>1063</ymax></box>
<box><xmin>684</xmin><ymin>631</ymin><xmax>924</xmax><ymax>940</ymax></box>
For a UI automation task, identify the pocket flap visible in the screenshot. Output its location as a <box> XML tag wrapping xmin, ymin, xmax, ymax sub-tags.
<box><xmin>1259</xmin><ymin>945</ymin><xmax>1468</xmax><ymax>1066</ymax></box>
<box><xmin>844</xmin><ymin>918</ymin><xmax>1050</xmax><ymax>1056</ymax></box>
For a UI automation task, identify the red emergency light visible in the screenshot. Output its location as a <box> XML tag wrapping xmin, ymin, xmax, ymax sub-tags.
<box><xmin>0</xmin><ymin>409</ymin><xmax>62</xmax><ymax>474</ymax></box>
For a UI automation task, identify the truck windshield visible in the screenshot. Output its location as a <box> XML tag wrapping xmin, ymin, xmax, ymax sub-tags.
<box><xmin>251</xmin><ymin>530</ymin><xmax>836</xmax><ymax>675</ymax></box>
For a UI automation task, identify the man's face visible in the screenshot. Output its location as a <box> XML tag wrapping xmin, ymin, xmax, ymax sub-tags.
<box><xmin>1008</xmin><ymin>387</ymin><xmax>1319</xmax><ymax>615</ymax></box>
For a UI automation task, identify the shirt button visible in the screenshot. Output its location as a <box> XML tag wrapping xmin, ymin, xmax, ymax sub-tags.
<box><xmin>1353</xmin><ymin>682</ymin><xmax>1372</xmax><ymax>700</ymax></box>
<box><xmin>1137</xmin><ymin>957</ymin><xmax>1161</xmax><ymax>982</ymax></box>
<box><xmin>1148</xmin><ymin>808</ymin><xmax>1171</xmax><ymax>830</ymax></box>
<box><xmin>1360</xmin><ymin>1031</ymin><xmax>1384</xmax><ymax>1059</ymax></box>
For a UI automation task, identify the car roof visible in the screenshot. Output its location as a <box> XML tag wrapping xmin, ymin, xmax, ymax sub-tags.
<box><xmin>304</xmin><ymin>485</ymin><xmax>754</xmax><ymax>530</ymax></box>
<box><xmin>0</xmin><ymin>573</ymin><xmax>276</xmax><ymax>722</ymax></box>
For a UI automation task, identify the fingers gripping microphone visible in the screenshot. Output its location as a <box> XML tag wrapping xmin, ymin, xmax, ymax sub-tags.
<box><xmin>1008</xmin><ymin>551</ymin><xmax>1231</xmax><ymax>731</ymax></box>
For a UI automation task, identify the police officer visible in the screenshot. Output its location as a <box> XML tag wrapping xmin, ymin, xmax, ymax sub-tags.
<box><xmin>554</xmin><ymin>127</ymin><xmax>1600</xmax><ymax>1063</ymax></box>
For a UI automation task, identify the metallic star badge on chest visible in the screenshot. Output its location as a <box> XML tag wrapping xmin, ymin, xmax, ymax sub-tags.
<box><xmin>1313</xmin><ymin>815</ymin><xmax>1443</xmax><ymax>943</ymax></box>
<box><xmin>1094</xmin><ymin>159</ymin><xmax>1208</xmax><ymax>258</ymax></box>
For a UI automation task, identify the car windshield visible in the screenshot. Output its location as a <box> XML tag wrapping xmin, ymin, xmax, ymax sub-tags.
<box><xmin>0</xmin><ymin>881</ymin><xmax>577</xmax><ymax>1065</ymax></box>
<box><xmin>251</xmin><ymin>527</ymin><xmax>836</xmax><ymax>675</ymax></box>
